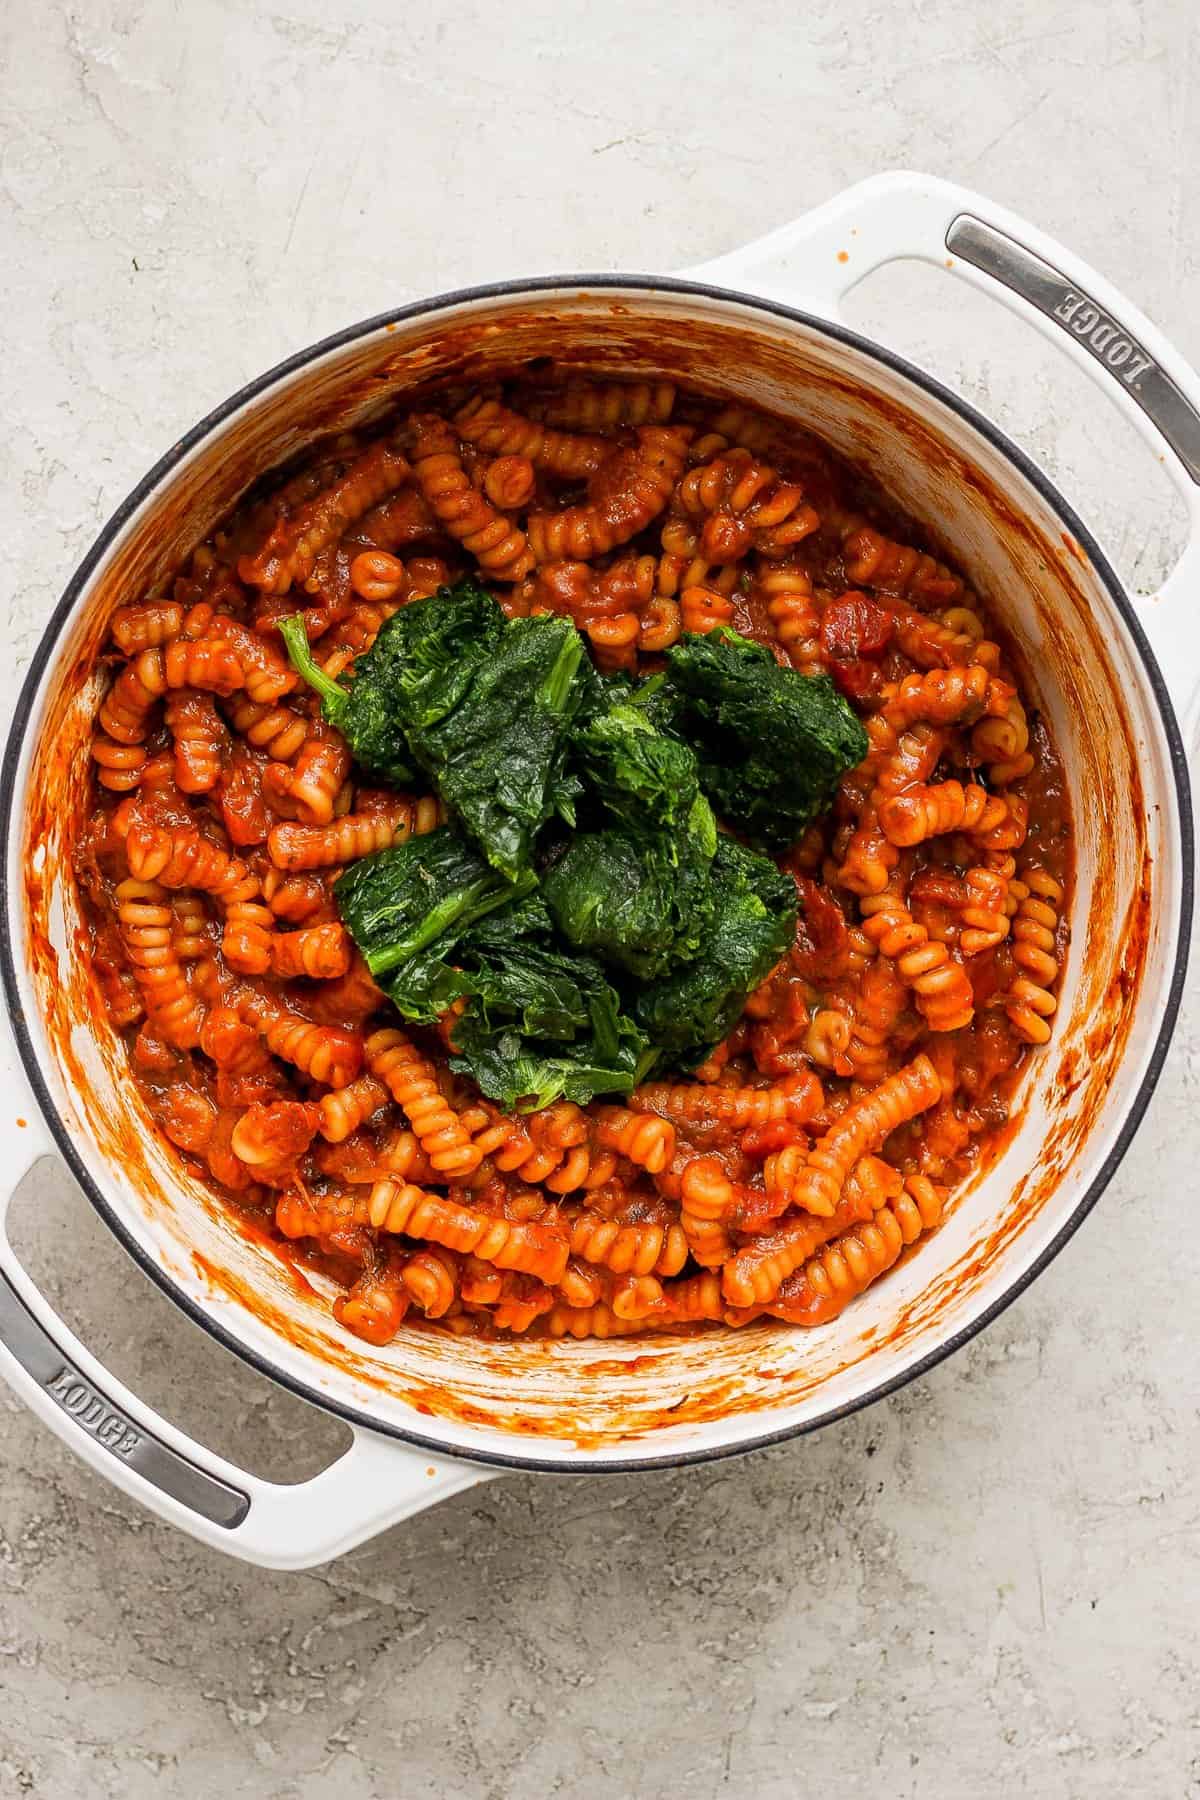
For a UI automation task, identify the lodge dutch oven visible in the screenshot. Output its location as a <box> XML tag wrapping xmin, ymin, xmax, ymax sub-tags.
<box><xmin>0</xmin><ymin>174</ymin><xmax>1195</xmax><ymax>1568</ymax></box>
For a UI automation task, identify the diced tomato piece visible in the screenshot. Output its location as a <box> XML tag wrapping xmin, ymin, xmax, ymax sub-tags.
<box><xmin>908</xmin><ymin>869</ymin><xmax>967</xmax><ymax>908</ymax></box>
<box><xmin>791</xmin><ymin>875</ymin><xmax>850</xmax><ymax>982</ymax></box>
<box><xmin>828</xmin><ymin>657</ymin><xmax>883</xmax><ymax>702</ymax></box>
<box><xmin>821</xmin><ymin>592</ymin><xmax>894</xmax><ymax>660</ymax></box>
<box><xmin>218</xmin><ymin>745</ymin><xmax>270</xmax><ymax>846</ymax></box>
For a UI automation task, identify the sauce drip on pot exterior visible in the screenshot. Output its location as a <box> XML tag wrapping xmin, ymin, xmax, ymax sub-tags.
<box><xmin>76</xmin><ymin>369</ymin><xmax>1072</xmax><ymax>1345</ymax></box>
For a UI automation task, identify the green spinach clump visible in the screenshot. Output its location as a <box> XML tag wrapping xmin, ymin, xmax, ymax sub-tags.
<box><xmin>286</xmin><ymin>587</ymin><xmax>872</xmax><ymax>1109</ymax></box>
<box><xmin>335</xmin><ymin>833</ymin><xmax>651</xmax><ymax>1109</ymax></box>
<box><xmin>283</xmin><ymin>580</ymin><xmax>586</xmax><ymax>880</ymax></box>
<box><xmin>634</xmin><ymin>837</ymin><xmax>798</xmax><ymax>1065</ymax></box>
<box><xmin>542</xmin><ymin>696</ymin><xmax>718</xmax><ymax>979</ymax></box>
<box><xmin>651</xmin><ymin>627</ymin><xmax>870</xmax><ymax>850</ymax></box>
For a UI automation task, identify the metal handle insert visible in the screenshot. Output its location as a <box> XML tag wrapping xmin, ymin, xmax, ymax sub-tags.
<box><xmin>946</xmin><ymin>213</ymin><xmax>1200</xmax><ymax>485</ymax></box>
<box><xmin>0</xmin><ymin>1265</ymin><xmax>249</xmax><ymax>1528</ymax></box>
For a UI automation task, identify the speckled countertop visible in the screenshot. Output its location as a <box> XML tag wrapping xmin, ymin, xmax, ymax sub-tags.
<box><xmin>2</xmin><ymin>3</ymin><xmax>1198</xmax><ymax>1795</ymax></box>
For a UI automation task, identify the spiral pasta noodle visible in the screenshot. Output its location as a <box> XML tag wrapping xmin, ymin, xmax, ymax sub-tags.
<box><xmin>837</xmin><ymin>721</ymin><xmax>943</xmax><ymax>896</ymax></box>
<box><xmin>91</xmin><ymin>736</ymin><xmax>146</xmax><ymax>792</ymax></box>
<box><xmin>267</xmin><ymin>795</ymin><xmax>442</xmax><ymax>871</ymax></box>
<box><xmin>527</xmin><ymin>426</ymin><xmax>691</xmax><ymax>561</ymax></box>
<box><xmin>566</xmin><ymin>1205</ymin><xmax>689</xmax><ymax>1279</ymax></box>
<box><xmin>110</xmin><ymin>600</ymin><xmax>186</xmax><ymax>654</ymax></box>
<box><xmin>1005</xmin><ymin>869</ymin><xmax>1064</xmax><ymax>1044</ymax></box>
<box><xmin>860</xmin><ymin>877</ymin><xmax>975</xmax><ymax>1031</ymax></box>
<box><xmin>453</xmin><ymin>393</ymin><xmax>610</xmax><ymax>479</ymax></box>
<box><xmin>165</xmin><ymin>691</ymin><xmax>227</xmax><ymax>794</ymax></box>
<box><xmin>678</xmin><ymin>1158</ymin><xmax>737</xmax><ymax>1269</ymax></box>
<box><xmin>115</xmin><ymin>879</ymin><xmax>205</xmax><ymax>1049</ymax></box>
<box><xmin>366</xmin><ymin>1029</ymin><xmax>482</xmax><ymax>1179</ymax></box>
<box><xmin>226</xmin><ymin>695</ymin><xmax>311</xmax><ymax>763</ymax></box>
<box><xmin>238</xmin><ymin>439</ymin><xmax>412</xmax><ymax>595</ymax></box>
<box><xmin>759</xmin><ymin>1056</ymin><xmax>941</xmax><ymax>1226</ymax></box>
<box><xmin>878</xmin><ymin>779</ymin><xmax>1013</xmax><ymax>848</ymax></box>
<box><xmin>535</xmin><ymin>377</ymin><xmax>676</xmax><ymax>430</ymax></box>
<box><xmin>844</xmin><ymin>956</ymin><xmax>906</xmax><ymax>1085</ymax></box>
<box><xmin>236</xmin><ymin>989</ymin><xmax>363</xmax><ymax>1087</ymax></box>
<box><xmin>836</xmin><ymin>514</ymin><xmax>965</xmax><ymax>604</ymax></box>
<box><xmin>675</xmin><ymin>447</ymin><xmax>819</xmax><ymax>561</ymax></box>
<box><xmin>960</xmin><ymin>860</ymin><xmax>1012</xmax><ymax>957</ymax></box>
<box><xmin>270</xmin><ymin>921</ymin><xmax>352</xmax><ymax>980</ymax></box>
<box><xmin>125</xmin><ymin>819</ymin><xmax>247</xmax><ymax>897</ymax></box>
<box><xmin>410</xmin><ymin>414</ymin><xmax>533</xmax><ymax>581</ymax></box>
<box><xmin>764</xmin><ymin>1177</ymin><xmax>945</xmax><ymax>1325</ymax></box>
<box><xmin>170</xmin><ymin>892</ymin><xmax>209</xmax><ymax>960</ymax></box>
<box><xmin>760</xmin><ymin>567</ymin><xmax>824</xmax><ymax>674</ymax></box>
<box><xmin>973</xmin><ymin>695</ymin><xmax>1034</xmax><ymax>784</ymax></box>
<box><xmin>363</xmin><ymin>1178</ymin><xmax>568</xmax><ymax>1283</ymax></box>
<box><xmin>316</xmin><ymin>1073</ymin><xmax>391</xmax><ymax>1142</ymax></box>
<box><xmin>631</xmin><ymin>1073</ymin><xmax>821</xmax><ymax>1132</ymax></box>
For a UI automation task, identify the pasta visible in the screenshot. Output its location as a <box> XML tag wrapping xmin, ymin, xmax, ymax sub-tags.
<box><xmin>533</xmin><ymin>377</ymin><xmax>676</xmax><ymax>429</ymax></box>
<box><xmin>526</xmin><ymin>426</ymin><xmax>691</xmax><ymax>561</ymax></box>
<box><xmin>267</xmin><ymin>795</ymin><xmax>442</xmax><ymax>870</ymax></box>
<box><xmin>453</xmin><ymin>393</ymin><xmax>610</xmax><ymax>479</ymax></box>
<box><xmin>114</xmin><ymin>879</ymin><xmax>204</xmax><ymax>1049</ymax></box>
<box><xmin>410</xmin><ymin>414</ymin><xmax>534</xmax><ymax>581</ymax></box>
<box><xmin>365</xmin><ymin>1029</ymin><xmax>482</xmax><ymax>1179</ymax></box>
<box><xmin>78</xmin><ymin>369</ymin><xmax>1071</xmax><ymax>1346</ymax></box>
<box><xmin>1005</xmin><ymin>869</ymin><xmax>1064</xmax><ymax>1044</ymax></box>
<box><xmin>237</xmin><ymin>439</ymin><xmax>412</xmax><ymax>595</ymax></box>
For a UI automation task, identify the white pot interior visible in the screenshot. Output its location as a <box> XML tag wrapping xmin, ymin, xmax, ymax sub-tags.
<box><xmin>9</xmin><ymin>284</ymin><xmax>1184</xmax><ymax>1464</ymax></box>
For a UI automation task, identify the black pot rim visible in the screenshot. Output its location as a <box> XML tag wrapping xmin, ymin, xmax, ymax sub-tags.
<box><xmin>1</xmin><ymin>272</ymin><xmax>1192</xmax><ymax>1477</ymax></box>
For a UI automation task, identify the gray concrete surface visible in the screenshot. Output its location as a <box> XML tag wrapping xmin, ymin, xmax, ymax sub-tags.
<box><xmin>2</xmin><ymin>2</ymin><xmax>1199</xmax><ymax>1794</ymax></box>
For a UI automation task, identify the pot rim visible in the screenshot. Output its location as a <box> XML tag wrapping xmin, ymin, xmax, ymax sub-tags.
<box><xmin>2</xmin><ymin>272</ymin><xmax>1192</xmax><ymax>1473</ymax></box>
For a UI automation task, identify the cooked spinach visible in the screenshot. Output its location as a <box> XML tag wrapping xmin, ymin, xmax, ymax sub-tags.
<box><xmin>634</xmin><ymin>836</ymin><xmax>798</xmax><ymax>1066</ymax></box>
<box><xmin>543</xmin><ymin>692</ymin><xmax>718</xmax><ymax>978</ymax></box>
<box><xmin>657</xmin><ymin>628</ymin><xmax>870</xmax><ymax>850</ymax></box>
<box><xmin>450</xmin><ymin>893</ymin><xmax>598</xmax><ymax>1039</ymax></box>
<box><xmin>279</xmin><ymin>612</ymin><xmax>418</xmax><ymax>787</ymax></box>
<box><xmin>541</xmin><ymin>820</ymin><xmax>713</xmax><ymax>980</ymax></box>
<box><xmin>452</xmin><ymin>1014</ymin><xmax>654</xmax><ymax>1112</ymax></box>
<box><xmin>410</xmin><ymin>608</ymin><xmax>586</xmax><ymax>881</ymax></box>
<box><xmin>285</xmin><ymin>579</ymin><xmax>589</xmax><ymax>880</ymax></box>
<box><xmin>315</xmin><ymin>598</ymin><xmax>826</xmax><ymax>1106</ymax></box>
<box><xmin>332</xmin><ymin>829</ymin><xmax>533</xmax><ymax>1012</ymax></box>
<box><xmin>571</xmin><ymin>696</ymin><xmax>707</xmax><ymax>838</ymax></box>
<box><xmin>334</xmin><ymin>836</ymin><xmax>651</xmax><ymax>1106</ymax></box>
<box><xmin>364</xmin><ymin>577</ymin><xmax>504</xmax><ymax>731</ymax></box>
<box><xmin>445</xmin><ymin>894</ymin><xmax>653</xmax><ymax>1108</ymax></box>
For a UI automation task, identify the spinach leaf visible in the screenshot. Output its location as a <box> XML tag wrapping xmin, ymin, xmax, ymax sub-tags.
<box><xmin>543</xmin><ymin>690</ymin><xmax>719</xmax><ymax>978</ymax></box>
<box><xmin>365</xmin><ymin>577</ymin><xmax>504</xmax><ymax>731</ymax></box>
<box><xmin>660</xmin><ymin>628</ymin><xmax>870</xmax><ymax>850</ymax></box>
<box><xmin>286</xmin><ymin>580</ymin><xmax>589</xmax><ymax>879</ymax></box>
<box><xmin>452</xmin><ymin>894</ymin><xmax>598</xmax><ymax>1039</ymax></box>
<box><xmin>451</xmin><ymin>1020</ymin><xmax>653</xmax><ymax>1113</ymax></box>
<box><xmin>279</xmin><ymin>612</ymin><xmax>417</xmax><ymax>787</ymax></box>
<box><xmin>446</xmin><ymin>894</ymin><xmax>654</xmax><ymax>1109</ymax></box>
<box><xmin>410</xmin><ymin>609</ymin><xmax>586</xmax><ymax>880</ymax></box>
<box><xmin>634</xmin><ymin>836</ymin><xmax>797</xmax><ymax>1066</ymax></box>
<box><xmin>541</xmin><ymin>814</ymin><xmax>713</xmax><ymax>980</ymax></box>
<box><xmin>574</xmin><ymin>663</ymin><xmax>634</xmax><ymax>729</ymax></box>
<box><xmin>572</xmin><ymin>696</ymin><xmax>706</xmax><ymax>838</ymax></box>
<box><xmin>333</xmin><ymin>828</ymin><xmax>533</xmax><ymax>997</ymax></box>
<box><xmin>334</xmin><ymin>836</ymin><xmax>652</xmax><ymax>1107</ymax></box>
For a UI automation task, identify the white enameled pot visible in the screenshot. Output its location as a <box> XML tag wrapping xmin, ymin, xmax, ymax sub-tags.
<box><xmin>1</xmin><ymin>173</ymin><xmax>1196</xmax><ymax>1570</ymax></box>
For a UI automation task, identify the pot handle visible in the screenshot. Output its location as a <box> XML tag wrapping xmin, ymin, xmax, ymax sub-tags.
<box><xmin>686</xmin><ymin>171</ymin><xmax>1200</xmax><ymax>744</ymax></box>
<box><xmin>0</xmin><ymin>1037</ymin><xmax>494</xmax><ymax>1569</ymax></box>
